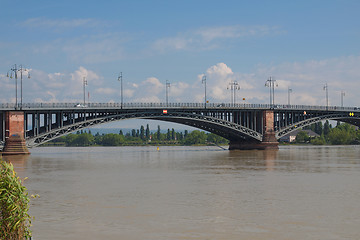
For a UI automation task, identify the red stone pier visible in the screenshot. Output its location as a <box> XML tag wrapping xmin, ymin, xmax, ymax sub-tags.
<box><xmin>2</xmin><ymin>111</ymin><xmax>30</xmax><ymax>155</ymax></box>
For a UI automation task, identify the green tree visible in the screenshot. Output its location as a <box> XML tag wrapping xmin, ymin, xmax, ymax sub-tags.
<box><xmin>177</xmin><ymin>132</ymin><xmax>184</xmax><ymax>141</ymax></box>
<box><xmin>72</xmin><ymin>133</ymin><xmax>94</xmax><ymax>146</ymax></box>
<box><xmin>184</xmin><ymin>130</ymin><xmax>207</xmax><ymax>145</ymax></box>
<box><xmin>171</xmin><ymin>128</ymin><xmax>175</xmax><ymax>140</ymax></box>
<box><xmin>167</xmin><ymin>129</ymin><xmax>171</xmax><ymax>140</ymax></box>
<box><xmin>140</xmin><ymin>125</ymin><xmax>145</xmax><ymax>140</ymax></box>
<box><xmin>101</xmin><ymin>133</ymin><xmax>125</xmax><ymax>146</ymax></box>
<box><xmin>311</xmin><ymin>136</ymin><xmax>326</xmax><ymax>145</ymax></box>
<box><xmin>296</xmin><ymin>131</ymin><xmax>310</xmax><ymax>143</ymax></box>
<box><xmin>65</xmin><ymin>133</ymin><xmax>77</xmax><ymax>146</ymax></box>
<box><xmin>146</xmin><ymin>124</ymin><xmax>150</xmax><ymax>139</ymax></box>
<box><xmin>94</xmin><ymin>133</ymin><xmax>103</xmax><ymax>145</ymax></box>
<box><xmin>157</xmin><ymin>125</ymin><xmax>161</xmax><ymax>140</ymax></box>
<box><xmin>323</xmin><ymin>120</ymin><xmax>331</xmax><ymax>136</ymax></box>
<box><xmin>327</xmin><ymin>123</ymin><xmax>356</xmax><ymax>145</ymax></box>
<box><xmin>207</xmin><ymin>133</ymin><xmax>228</xmax><ymax>144</ymax></box>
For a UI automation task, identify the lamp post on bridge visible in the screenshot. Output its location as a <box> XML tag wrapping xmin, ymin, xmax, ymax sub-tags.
<box><xmin>341</xmin><ymin>91</ymin><xmax>345</xmax><ymax>107</ymax></box>
<box><xmin>265</xmin><ymin>76</ymin><xmax>277</xmax><ymax>108</ymax></box>
<box><xmin>7</xmin><ymin>64</ymin><xmax>31</xmax><ymax>110</ymax></box>
<box><xmin>288</xmin><ymin>87</ymin><xmax>292</xmax><ymax>106</ymax></box>
<box><xmin>323</xmin><ymin>83</ymin><xmax>328</xmax><ymax>110</ymax></box>
<box><xmin>227</xmin><ymin>80</ymin><xmax>240</xmax><ymax>107</ymax></box>
<box><xmin>166</xmin><ymin>80</ymin><xmax>170</xmax><ymax>107</ymax></box>
<box><xmin>202</xmin><ymin>75</ymin><xmax>207</xmax><ymax>109</ymax></box>
<box><xmin>118</xmin><ymin>72</ymin><xmax>123</xmax><ymax>109</ymax></box>
<box><xmin>83</xmin><ymin>77</ymin><xmax>88</xmax><ymax>106</ymax></box>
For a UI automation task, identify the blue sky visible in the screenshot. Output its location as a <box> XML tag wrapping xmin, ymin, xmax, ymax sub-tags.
<box><xmin>1</xmin><ymin>0</ymin><xmax>359</xmax><ymax>115</ymax></box>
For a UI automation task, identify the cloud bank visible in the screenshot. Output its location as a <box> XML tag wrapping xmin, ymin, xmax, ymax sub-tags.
<box><xmin>1</xmin><ymin>56</ymin><xmax>359</xmax><ymax>107</ymax></box>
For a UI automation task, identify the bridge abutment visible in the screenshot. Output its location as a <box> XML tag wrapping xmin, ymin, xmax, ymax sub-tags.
<box><xmin>229</xmin><ymin>110</ymin><xmax>279</xmax><ymax>150</ymax></box>
<box><xmin>2</xmin><ymin>111</ymin><xmax>30</xmax><ymax>155</ymax></box>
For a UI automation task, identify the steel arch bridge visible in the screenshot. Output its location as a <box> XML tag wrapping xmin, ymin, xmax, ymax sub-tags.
<box><xmin>0</xmin><ymin>102</ymin><xmax>359</xmax><ymax>151</ymax></box>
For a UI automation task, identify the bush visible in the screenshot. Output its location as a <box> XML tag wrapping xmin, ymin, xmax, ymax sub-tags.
<box><xmin>311</xmin><ymin>136</ymin><xmax>326</xmax><ymax>145</ymax></box>
<box><xmin>295</xmin><ymin>131</ymin><xmax>310</xmax><ymax>143</ymax></box>
<box><xmin>0</xmin><ymin>160</ymin><xmax>32</xmax><ymax>239</ymax></box>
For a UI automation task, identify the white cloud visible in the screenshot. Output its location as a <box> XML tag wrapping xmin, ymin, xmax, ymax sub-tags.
<box><xmin>203</xmin><ymin>63</ymin><xmax>237</xmax><ymax>101</ymax></box>
<box><xmin>1</xmin><ymin>56</ymin><xmax>359</xmax><ymax>107</ymax></box>
<box><xmin>124</xmin><ymin>89</ymin><xmax>134</xmax><ymax>98</ymax></box>
<box><xmin>96</xmin><ymin>88</ymin><xmax>116</xmax><ymax>95</ymax></box>
<box><xmin>252</xmin><ymin>56</ymin><xmax>360</xmax><ymax>106</ymax></box>
<box><xmin>1</xmin><ymin>66</ymin><xmax>104</xmax><ymax>103</ymax></box>
<box><xmin>152</xmin><ymin>25</ymin><xmax>283</xmax><ymax>52</ymax></box>
<box><xmin>133</xmin><ymin>95</ymin><xmax>161</xmax><ymax>103</ymax></box>
<box><xmin>29</xmin><ymin>32</ymin><xmax>128</xmax><ymax>65</ymax></box>
<box><xmin>142</xmin><ymin>77</ymin><xmax>164</xmax><ymax>95</ymax></box>
<box><xmin>62</xmin><ymin>34</ymin><xmax>126</xmax><ymax>64</ymax></box>
<box><xmin>169</xmin><ymin>82</ymin><xmax>189</xmax><ymax>97</ymax></box>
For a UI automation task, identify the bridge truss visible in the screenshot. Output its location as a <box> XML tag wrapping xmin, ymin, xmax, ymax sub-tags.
<box><xmin>0</xmin><ymin>103</ymin><xmax>359</xmax><ymax>149</ymax></box>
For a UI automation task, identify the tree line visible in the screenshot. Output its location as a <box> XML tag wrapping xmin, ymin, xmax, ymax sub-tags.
<box><xmin>49</xmin><ymin>124</ymin><xmax>228</xmax><ymax>147</ymax></box>
<box><xmin>296</xmin><ymin>121</ymin><xmax>360</xmax><ymax>145</ymax></box>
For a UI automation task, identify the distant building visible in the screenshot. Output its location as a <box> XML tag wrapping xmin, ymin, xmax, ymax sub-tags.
<box><xmin>279</xmin><ymin>129</ymin><xmax>320</xmax><ymax>143</ymax></box>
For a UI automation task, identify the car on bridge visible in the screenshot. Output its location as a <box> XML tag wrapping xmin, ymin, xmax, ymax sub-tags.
<box><xmin>74</xmin><ymin>104</ymin><xmax>87</xmax><ymax>108</ymax></box>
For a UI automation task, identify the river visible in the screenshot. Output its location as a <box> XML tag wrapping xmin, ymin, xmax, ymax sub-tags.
<box><xmin>4</xmin><ymin>145</ymin><xmax>360</xmax><ymax>240</ymax></box>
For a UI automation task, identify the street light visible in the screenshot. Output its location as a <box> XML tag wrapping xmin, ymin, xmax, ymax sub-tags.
<box><xmin>341</xmin><ymin>91</ymin><xmax>345</xmax><ymax>107</ymax></box>
<box><xmin>227</xmin><ymin>80</ymin><xmax>240</xmax><ymax>107</ymax></box>
<box><xmin>201</xmin><ymin>75</ymin><xmax>207</xmax><ymax>108</ymax></box>
<box><xmin>7</xmin><ymin>64</ymin><xmax>30</xmax><ymax>109</ymax></box>
<box><xmin>166</xmin><ymin>80</ymin><xmax>170</xmax><ymax>106</ymax></box>
<box><xmin>83</xmin><ymin>77</ymin><xmax>88</xmax><ymax>106</ymax></box>
<box><xmin>265</xmin><ymin>76</ymin><xmax>278</xmax><ymax>108</ymax></box>
<box><xmin>288</xmin><ymin>87</ymin><xmax>292</xmax><ymax>106</ymax></box>
<box><xmin>118</xmin><ymin>72</ymin><xmax>123</xmax><ymax>109</ymax></box>
<box><xmin>323</xmin><ymin>83</ymin><xmax>328</xmax><ymax>110</ymax></box>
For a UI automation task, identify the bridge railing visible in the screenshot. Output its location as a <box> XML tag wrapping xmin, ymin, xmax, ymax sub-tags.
<box><xmin>0</xmin><ymin>102</ymin><xmax>358</xmax><ymax>111</ymax></box>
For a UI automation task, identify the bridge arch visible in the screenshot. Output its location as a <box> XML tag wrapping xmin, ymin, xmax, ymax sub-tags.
<box><xmin>26</xmin><ymin>111</ymin><xmax>263</xmax><ymax>148</ymax></box>
<box><xmin>275</xmin><ymin>112</ymin><xmax>360</xmax><ymax>139</ymax></box>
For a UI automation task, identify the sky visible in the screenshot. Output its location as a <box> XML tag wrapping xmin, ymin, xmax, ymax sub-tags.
<box><xmin>0</xmin><ymin>0</ymin><xmax>359</xmax><ymax>129</ymax></box>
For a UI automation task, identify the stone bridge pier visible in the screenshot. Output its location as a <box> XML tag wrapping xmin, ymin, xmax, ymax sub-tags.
<box><xmin>2</xmin><ymin>111</ymin><xmax>30</xmax><ymax>155</ymax></box>
<box><xmin>229</xmin><ymin>110</ymin><xmax>279</xmax><ymax>150</ymax></box>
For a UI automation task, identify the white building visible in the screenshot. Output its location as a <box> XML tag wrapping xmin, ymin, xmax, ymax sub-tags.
<box><xmin>279</xmin><ymin>129</ymin><xmax>320</xmax><ymax>143</ymax></box>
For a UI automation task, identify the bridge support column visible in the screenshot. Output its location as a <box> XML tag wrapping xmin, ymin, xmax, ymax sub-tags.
<box><xmin>2</xmin><ymin>111</ymin><xmax>30</xmax><ymax>155</ymax></box>
<box><xmin>261</xmin><ymin>110</ymin><xmax>279</xmax><ymax>149</ymax></box>
<box><xmin>229</xmin><ymin>110</ymin><xmax>279</xmax><ymax>150</ymax></box>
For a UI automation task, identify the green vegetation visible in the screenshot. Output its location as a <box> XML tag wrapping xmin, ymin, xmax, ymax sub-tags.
<box><xmin>48</xmin><ymin>125</ymin><xmax>228</xmax><ymax>147</ymax></box>
<box><xmin>299</xmin><ymin>121</ymin><xmax>360</xmax><ymax>145</ymax></box>
<box><xmin>0</xmin><ymin>160</ymin><xmax>32</xmax><ymax>240</ymax></box>
<box><xmin>47</xmin><ymin>121</ymin><xmax>360</xmax><ymax>147</ymax></box>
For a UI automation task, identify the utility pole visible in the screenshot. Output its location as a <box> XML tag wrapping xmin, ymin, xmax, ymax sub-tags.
<box><xmin>288</xmin><ymin>87</ymin><xmax>292</xmax><ymax>106</ymax></box>
<box><xmin>202</xmin><ymin>75</ymin><xmax>207</xmax><ymax>108</ymax></box>
<box><xmin>227</xmin><ymin>80</ymin><xmax>240</xmax><ymax>107</ymax></box>
<box><xmin>265</xmin><ymin>77</ymin><xmax>277</xmax><ymax>108</ymax></box>
<box><xmin>7</xmin><ymin>64</ymin><xmax>30</xmax><ymax>109</ymax></box>
<box><xmin>166</xmin><ymin>80</ymin><xmax>170</xmax><ymax>106</ymax></box>
<box><xmin>83</xmin><ymin>77</ymin><xmax>88</xmax><ymax>106</ymax></box>
<box><xmin>118</xmin><ymin>72</ymin><xmax>123</xmax><ymax>109</ymax></box>
<box><xmin>341</xmin><ymin>91</ymin><xmax>345</xmax><ymax>107</ymax></box>
<box><xmin>323</xmin><ymin>83</ymin><xmax>328</xmax><ymax>110</ymax></box>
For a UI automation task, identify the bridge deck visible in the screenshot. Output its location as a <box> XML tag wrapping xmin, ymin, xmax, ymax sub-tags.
<box><xmin>1</xmin><ymin>102</ymin><xmax>359</xmax><ymax>111</ymax></box>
